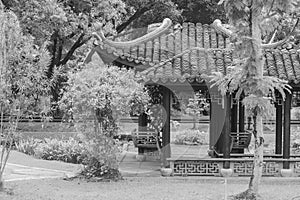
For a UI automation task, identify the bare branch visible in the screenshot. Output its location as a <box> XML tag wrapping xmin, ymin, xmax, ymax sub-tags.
<box><xmin>116</xmin><ymin>2</ymin><xmax>156</xmax><ymax>34</ymax></box>
<box><xmin>268</xmin><ymin>30</ymin><xmax>277</xmax><ymax>44</ymax></box>
<box><xmin>261</xmin><ymin>12</ymin><xmax>277</xmax><ymax>22</ymax></box>
<box><xmin>266</xmin><ymin>0</ymin><xmax>275</xmax><ymax>18</ymax></box>
<box><xmin>262</xmin><ymin>18</ymin><xmax>299</xmax><ymax>49</ymax></box>
<box><xmin>59</xmin><ymin>32</ymin><xmax>85</xmax><ymax>66</ymax></box>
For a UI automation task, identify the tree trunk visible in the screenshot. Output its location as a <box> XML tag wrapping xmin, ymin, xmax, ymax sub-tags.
<box><xmin>192</xmin><ymin>117</ymin><xmax>197</xmax><ymax>129</ymax></box>
<box><xmin>249</xmin><ymin>5</ymin><xmax>264</xmax><ymax>195</ymax></box>
<box><xmin>116</xmin><ymin>4</ymin><xmax>154</xmax><ymax>34</ymax></box>
<box><xmin>249</xmin><ymin>114</ymin><xmax>264</xmax><ymax>193</ymax></box>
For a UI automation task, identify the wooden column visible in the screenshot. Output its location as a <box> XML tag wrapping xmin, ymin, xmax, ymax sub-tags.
<box><xmin>239</xmin><ymin>101</ymin><xmax>245</xmax><ymax>132</ymax></box>
<box><xmin>162</xmin><ymin>86</ymin><xmax>171</xmax><ymax>166</ymax></box>
<box><xmin>137</xmin><ymin>113</ymin><xmax>148</xmax><ymax>154</ymax></box>
<box><xmin>223</xmin><ymin>94</ymin><xmax>231</xmax><ymax>169</ymax></box>
<box><xmin>275</xmin><ymin>96</ymin><xmax>283</xmax><ymax>155</ymax></box>
<box><xmin>138</xmin><ymin>113</ymin><xmax>148</xmax><ymax>131</ymax></box>
<box><xmin>283</xmin><ymin>91</ymin><xmax>292</xmax><ymax>169</ymax></box>
<box><xmin>231</xmin><ymin>103</ymin><xmax>238</xmax><ymax>132</ymax></box>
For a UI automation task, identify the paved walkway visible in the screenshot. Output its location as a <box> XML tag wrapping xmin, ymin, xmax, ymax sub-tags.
<box><xmin>4</xmin><ymin>144</ymin><xmax>300</xmax><ymax>182</ymax></box>
<box><xmin>4</xmin><ymin>151</ymin><xmax>82</xmax><ymax>182</ymax></box>
<box><xmin>3</xmin><ymin>144</ymin><xmax>206</xmax><ymax>181</ymax></box>
<box><xmin>4</xmin><ymin>163</ymin><xmax>74</xmax><ymax>182</ymax></box>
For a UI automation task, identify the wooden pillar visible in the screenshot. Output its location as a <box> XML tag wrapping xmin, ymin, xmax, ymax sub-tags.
<box><xmin>138</xmin><ymin>113</ymin><xmax>148</xmax><ymax>130</ymax></box>
<box><xmin>162</xmin><ymin>86</ymin><xmax>171</xmax><ymax>165</ymax></box>
<box><xmin>231</xmin><ymin>102</ymin><xmax>238</xmax><ymax>132</ymax></box>
<box><xmin>137</xmin><ymin>113</ymin><xmax>148</xmax><ymax>154</ymax></box>
<box><xmin>283</xmin><ymin>91</ymin><xmax>292</xmax><ymax>169</ymax></box>
<box><xmin>223</xmin><ymin>94</ymin><xmax>231</xmax><ymax>169</ymax></box>
<box><xmin>275</xmin><ymin>96</ymin><xmax>283</xmax><ymax>155</ymax></box>
<box><xmin>239</xmin><ymin>101</ymin><xmax>245</xmax><ymax>132</ymax></box>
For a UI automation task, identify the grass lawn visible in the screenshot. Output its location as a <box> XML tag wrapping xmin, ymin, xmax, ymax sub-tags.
<box><xmin>1</xmin><ymin>177</ymin><xmax>300</xmax><ymax>200</ymax></box>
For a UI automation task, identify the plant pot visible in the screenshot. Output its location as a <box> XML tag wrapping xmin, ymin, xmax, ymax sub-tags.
<box><xmin>220</xmin><ymin>168</ymin><xmax>233</xmax><ymax>177</ymax></box>
<box><xmin>160</xmin><ymin>168</ymin><xmax>173</xmax><ymax>177</ymax></box>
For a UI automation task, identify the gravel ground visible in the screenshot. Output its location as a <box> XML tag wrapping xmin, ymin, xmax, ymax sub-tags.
<box><xmin>1</xmin><ymin>177</ymin><xmax>300</xmax><ymax>200</ymax></box>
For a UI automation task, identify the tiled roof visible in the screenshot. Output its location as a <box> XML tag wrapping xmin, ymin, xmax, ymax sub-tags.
<box><xmin>136</xmin><ymin>49</ymin><xmax>300</xmax><ymax>84</ymax></box>
<box><xmin>90</xmin><ymin>21</ymin><xmax>300</xmax><ymax>84</ymax></box>
<box><xmin>96</xmin><ymin>22</ymin><xmax>230</xmax><ymax>66</ymax></box>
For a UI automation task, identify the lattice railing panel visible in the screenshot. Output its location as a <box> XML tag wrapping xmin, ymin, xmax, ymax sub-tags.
<box><xmin>233</xmin><ymin>161</ymin><xmax>253</xmax><ymax>175</ymax></box>
<box><xmin>136</xmin><ymin>136</ymin><xmax>157</xmax><ymax>145</ymax></box>
<box><xmin>264</xmin><ymin>162</ymin><xmax>280</xmax><ymax>175</ymax></box>
<box><xmin>173</xmin><ymin>161</ymin><xmax>220</xmax><ymax>175</ymax></box>
<box><xmin>232</xmin><ymin>161</ymin><xmax>280</xmax><ymax>176</ymax></box>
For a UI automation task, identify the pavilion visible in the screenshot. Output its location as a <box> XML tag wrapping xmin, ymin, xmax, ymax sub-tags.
<box><xmin>85</xmin><ymin>18</ymin><xmax>300</xmax><ymax>176</ymax></box>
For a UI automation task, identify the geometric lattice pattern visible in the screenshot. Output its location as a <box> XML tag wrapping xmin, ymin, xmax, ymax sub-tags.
<box><xmin>173</xmin><ymin>161</ymin><xmax>220</xmax><ymax>176</ymax></box>
<box><xmin>135</xmin><ymin>131</ymin><xmax>158</xmax><ymax>147</ymax></box>
<box><xmin>170</xmin><ymin>159</ymin><xmax>286</xmax><ymax>176</ymax></box>
<box><xmin>233</xmin><ymin>161</ymin><xmax>253</xmax><ymax>176</ymax></box>
<box><xmin>231</xmin><ymin>132</ymin><xmax>252</xmax><ymax>149</ymax></box>
<box><xmin>263</xmin><ymin>162</ymin><xmax>280</xmax><ymax>176</ymax></box>
<box><xmin>136</xmin><ymin>135</ymin><xmax>157</xmax><ymax>145</ymax></box>
<box><xmin>233</xmin><ymin>161</ymin><xmax>280</xmax><ymax>176</ymax></box>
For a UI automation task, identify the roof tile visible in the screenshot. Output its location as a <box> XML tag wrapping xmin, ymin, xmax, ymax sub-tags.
<box><xmin>94</xmin><ymin>21</ymin><xmax>300</xmax><ymax>83</ymax></box>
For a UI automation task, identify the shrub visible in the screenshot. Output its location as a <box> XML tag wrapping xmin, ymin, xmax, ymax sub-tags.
<box><xmin>16</xmin><ymin>137</ymin><xmax>88</xmax><ymax>164</ymax></box>
<box><xmin>291</xmin><ymin>127</ymin><xmax>300</xmax><ymax>150</ymax></box>
<box><xmin>174</xmin><ymin>130</ymin><xmax>209</xmax><ymax>145</ymax></box>
<box><xmin>34</xmin><ymin>138</ymin><xmax>87</xmax><ymax>164</ymax></box>
<box><xmin>16</xmin><ymin>138</ymin><xmax>42</xmax><ymax>156</ymax></box>
<box><xmin>59</xmin><ymin>62</ymin><xmax>150</xmax><ymax>181</ymax></box>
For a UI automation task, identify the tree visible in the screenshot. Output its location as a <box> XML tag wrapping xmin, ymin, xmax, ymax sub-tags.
<box><xmin>211</xmin><ymin>0</ymin><xmax>299</xmax><ymax>198</ymax></box>
<box><xmin>0</xmin><ymin>0</ymin><xmax>128</xmax><ymax>115</ymax></box>
<box><xmin>0</xmin><ymin>0</ymin><xmax>182</xmax><ymax>116</ymax></box>
<box><xmin>173</xmin><ymin>0</ymin><xmax>226</xmax><ymax>24</ymax></box>
<box><xmin>185</xmin><ymin>93</ymin><xmax>209</xmax><ymax>130</ymax></box>
<box><xmin>118</xmin><ymin>0</ymin><xmax>181</xmax><ymax>34</ymax></box>
<box><xmin>59</xmin><ymin>59</ymin><xmax>150</xmax><ymax>180</ymax></box>
<box><xmin>0</xmin><ymin>3</ymin><xmax>51</xmax><ymax>190</ymax></box>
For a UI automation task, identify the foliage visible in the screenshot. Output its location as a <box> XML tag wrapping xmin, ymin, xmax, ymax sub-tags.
<box><xmin>185</xmin><ymin>93</ymin><xmax>210</xmax><ymax>129</ymax></box>
<box><xmin>16</xmin><ymin>136</ymin><xmax>125</xmax><ymax>167</ymax></box>
<box><xmin>173</xmin><ymin>0</ymin><xmax>226</xmax><ymax>24</ymax></box>
<box><xmin>59</xmin><ymin>59</ymin><xmax>149</xmax><ymax>180</ymax></box>
<box><xmin>291</xmin><ymin>126</ymin><xmax>300</xmax><ymax>151</ymax></box>
<box><xmin>2</xmin><ymin>0</ymin><xmax>180</xmax><ymax>110</ymax></box>
<box><xmin>174</xmin><ymin>130</ymin><xmax>208</xmax><ymax>145</ymax></box>
<box><xmin>2</xmin><ymin>0</ymin><xmax>129</xmax><ymax>112</ymax></box>
<box><xmin>121</xmin><ymin>0</ymin><xmax>181</xmax><ymax>33</ymax></box>
<box><xmin>60</xmin><ymin>61</ymin><xmax>150</xmax><ymax>130</ymax></box>
<box><xmin>0</xmin><ymin>4</ymin><xmax>51</xmax><ymax>190</ymax></box>
<box><xmin>34</xmin><ymin>138</ymin><xmax>87</xmax><ymax>163</ymax></box>
<box><xmin>291</xmin><ymin>107</ymin><xmax>300</xmax><ymax>120</ymax></box>
<box><xmin>15</xmin><ymin>138</ymin><xmax>41</xmax><ymax>156</ymax></box>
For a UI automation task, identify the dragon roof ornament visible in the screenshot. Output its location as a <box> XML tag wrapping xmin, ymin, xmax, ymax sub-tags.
<box><xmin>92</xmin><ymin>18</ymin><xmax>172</xmax><ymax>49</ymax></box>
